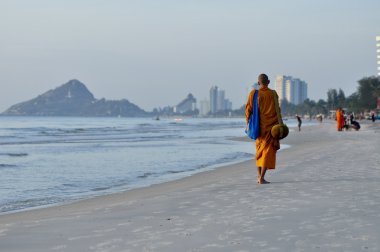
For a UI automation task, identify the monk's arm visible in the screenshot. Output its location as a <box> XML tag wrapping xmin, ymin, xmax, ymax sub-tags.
<box><xmin>272</xmin><ymin>90</ymin><xmax>282</xmax><ymax>114</ymax></box>
<box><xmin>245</xmin><ymin>90</ymin><xmax>254</xmax><ymax>124</ymax></box>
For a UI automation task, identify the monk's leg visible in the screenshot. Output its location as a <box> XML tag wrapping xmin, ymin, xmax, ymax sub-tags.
<box><xmin>257</xmin><ymin>167</ymin><xmax>262</xmax><ymax>183</ymax></box>
<box><xmin>259</xmin><ymin>167</ymin><xmax>270</xmax><ymax>184</ymax></box>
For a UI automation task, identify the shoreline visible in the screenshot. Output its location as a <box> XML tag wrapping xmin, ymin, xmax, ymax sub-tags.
<box><xmin>1</xmin><ymin>120</ymin><xmax>379</xmax><ymax>251</ymax></box>
<box><xmin>0</xmin><ymin>116</ymin><xmax>253</xmax><ymax>215</ymax></box>
<box><xmin>0</xmin><ymin>158</ymin><xmax>254</xmax><ymax>218</ymax></box>
<box><xmin>0</xmin><ymin>120</ymin><xmax>303</xmax><ymax>218</ymax></box>
<box><xmin>0</xmin><ymin>141</ymin><xmax>255</xmax><ymax>217</ymax></box>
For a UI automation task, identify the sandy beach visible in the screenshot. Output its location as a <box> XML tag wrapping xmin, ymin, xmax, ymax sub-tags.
<box><xmin>0</xmin><ymin>120</ymin><xmax>379</xmax><ymax>252</ymax></box>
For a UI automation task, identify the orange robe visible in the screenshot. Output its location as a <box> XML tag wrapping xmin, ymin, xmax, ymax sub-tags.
<box><xmin>336</xmin><ymin>110</ymin><xmax>344</xmax><ymax>131</ymax></box>
<box><xmin>245</xmin><ymin>86</ymin><xmax>280</xmax><ymax>169</ymax></box>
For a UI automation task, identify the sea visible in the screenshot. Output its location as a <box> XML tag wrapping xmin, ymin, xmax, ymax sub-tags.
<box><xmin>0</xmin><ymin>116</ymin><xmax>299</xmax><ymax>214</ymax></box>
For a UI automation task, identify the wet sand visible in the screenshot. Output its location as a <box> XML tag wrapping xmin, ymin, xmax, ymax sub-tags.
<box><xmin>1</xmin><ymin>120</ymin><xmax>379</xmax><ymax>251</ymax></box>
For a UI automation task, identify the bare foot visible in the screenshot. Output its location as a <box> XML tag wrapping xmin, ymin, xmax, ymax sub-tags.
<box><xmin>258</xmin><ymin>179</ymin><xmax>270</xmax><ymax>184</ymax></box>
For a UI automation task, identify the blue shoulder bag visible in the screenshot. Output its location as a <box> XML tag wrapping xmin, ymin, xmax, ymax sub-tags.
<box><xmin>245</xmin><ymin>90</ymin><xmax>260</xmax><ymax>140</ymax></box>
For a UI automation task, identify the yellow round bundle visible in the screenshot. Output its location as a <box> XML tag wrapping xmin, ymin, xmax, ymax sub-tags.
<box><xmin>271</xmin><ymin>124</ymin><xmax>289</xmax><ymax>140</ymax></box>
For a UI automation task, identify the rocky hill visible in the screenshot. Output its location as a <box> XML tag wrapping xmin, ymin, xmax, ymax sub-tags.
<box><xmin>2</xmin><ymin>79</ymin><xmax>148</xmax><ymax>117</ymax></box>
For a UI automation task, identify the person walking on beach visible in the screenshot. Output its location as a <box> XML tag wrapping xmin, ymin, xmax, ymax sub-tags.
<box><xmin>296</xmin><ymin>115</ymin><xmax>302</xmax><ymax>131</ymax></box>
<box><xmin>245</xmin><ymin>73</ymin><xmax>280</xmax><ymax>184</ymax></box>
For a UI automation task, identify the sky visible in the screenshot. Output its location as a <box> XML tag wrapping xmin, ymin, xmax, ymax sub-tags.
<box><xmin>1</xmin><ymin>0</ymin><xmax>379</xmax><ymax>112</ymax></box>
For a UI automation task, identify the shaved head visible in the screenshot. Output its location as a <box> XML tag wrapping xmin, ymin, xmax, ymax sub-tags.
<box><xmin>258</xmin><ymin>73</ymin><xmax>270</xmax><ymax>85</ymax></box>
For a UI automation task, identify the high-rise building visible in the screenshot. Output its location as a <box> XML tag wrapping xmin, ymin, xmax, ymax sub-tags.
<box><xmin>300</xmin><ymin>81</ymin><xmax>308</xmax><ymax>103</ymax></box>
<box><xmin>275</xmin><ymin>75</ymin><xmax>292</xmax><ymax>102</ymax></box>
<box><xmin>377</xmin><ymin>36</ymin><xmax>380</xmax><ymax>76</ymax></box>
<box><xmin>285</xmin><ymin>78</ymin><xmax>293</xmax><ymax>103</ymax></box>
<box><xmin>275</xmin><ymin>75</ymin><xmax>308</xmax><ymax>105</ymax></box>
<box><xmin>217</xmin><ymin>90</ymin><xmax>225</xmax><ymax>111</ymax></box>
<box><xmin>209</xmin><ymin>86</ymin><xmax>232</xmax><ymax>113</ymax></box>
<box><xmin>209</xmin><ymin>86</ymin><xmax>218</xmax><ymax>113</ymax></box>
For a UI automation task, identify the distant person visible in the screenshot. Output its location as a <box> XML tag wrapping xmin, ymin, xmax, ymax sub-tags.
<box><xmin>350</xmin><ymin>113</ymin><xmax>354</xmax><ymax>122</ymax></box>
<box><xmin>296</xmin><ymin>115</ymin><xmax>302</xmax><ymax>131</ymax></box>
<box><xmin>246</xmin><ymin>73</ymin><xmax>281</xmax><ymax>184</ymax></box>
<box><xmin>371</xmin><ymin>112</ymin><xmax>376</xmax><ymax>122</ymax></box>
<box><xmin>316</xmin><ymin>114</ymin><xmax>323</xmax><ymax>123</ymax></box>
<box><xmin>351</xmin><ymin>120</ymin><xmax>361</xmax><ymax>131</ymax></box>
<box><xmin>336</xmin><ymin>108</ymin><xmax>344</xmax><ymax>131</ymax></box>
<box><xmin>342</xmin><ymin>110</ymin><xmax>348</xmax><ymax>129</ymax></box>
<box><xmin>359</xmin><ymin>112</ymin><xmax>364</xmax><ymax>120</ymax></box>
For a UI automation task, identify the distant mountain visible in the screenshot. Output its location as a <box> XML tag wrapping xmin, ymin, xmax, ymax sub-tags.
<box><xmin>2</xmin><ymin>79</ymin><xmax>148</xmax><ymax>117</ymax></box>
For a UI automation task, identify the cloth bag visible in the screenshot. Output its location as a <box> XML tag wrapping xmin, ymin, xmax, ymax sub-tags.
<box><xmin>271</xmin><ymin>90</ymin><xmax>289</xmax><ymax>140</ymax></box>
<box><xmin>245</xmin><ymin>90</ymin><xmax>260</xmax><ymax>140</ymax></box>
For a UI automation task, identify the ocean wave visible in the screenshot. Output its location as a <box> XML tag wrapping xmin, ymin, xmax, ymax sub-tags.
<box><xmin>167</xmin><ymin>170</ymin><xmax>189</xmax><ymax>174</ymax></box>
<box><xmin>137</xmin><ymin>123</ymin><xmax>154</xmax><ymax>127</ymax></box>
<box><xmin>214</xmin><ymin>152</ymin><xmax>252</xmax><ymax>163</ymax></box>
<box><xmin>62</xmin><ymin>183</ymin><xmax>80</xmax><ymax>187</ymax></box>
<box><xmin>168</xmin><ymin>122</ymin><xmax>190</xmax><ymax>126</ymax></box>
<box><xmin>91</xmin><ymin>186</ymin><xmax>112</xmax><ymax>192</ymax></box>
<box><xmin>0</xmin><ymin>164</ymin><xmax>18</xmax><ymax>168</ymax></box>
<box><xmin>41</xmin><ymin>127</ymin><xmax>116</xmax><ymax>136</ymax></box>
<box><xmin>137</xmin><ymin>172</ymin><xmax>157</xmax><ymax>179</ymax></box>
<box><xmin>0</xmin><ymin>133</ymin><xmax>184</xmax><ymax>146</ymax></box>
<box><xmin>0</xmin><ymin>153</ymin><xmax>28</xmax><ymax>157</ymax></box>
<box><xmin>164</xmin><ymin>152</ymin><xmax>252</xmax><ymax>176</ymax></box>
<box><xmin>0</xmin><ymin>197</ymin><xmax>64</xmax><ymax>213</ymax></box>
<box><xmin>196</xmin><ymin>152</ymin><xmax>252</xmax><ymax>169</ymax></box>
<box><xmin>88</xmin><ymin>178</ymin><xmax>132</xmax><ymax>192</ymax></box>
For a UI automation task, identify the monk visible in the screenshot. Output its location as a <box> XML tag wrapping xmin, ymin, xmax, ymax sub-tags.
<box><xmin>336</xmin><ymin>108</ymin><xmax>344</xmax><ymax>131</ymax></box>
<box><xmin>245</xmin><ymin>74</ymin><xmax>280</xmax><ymax>184</ymax></box>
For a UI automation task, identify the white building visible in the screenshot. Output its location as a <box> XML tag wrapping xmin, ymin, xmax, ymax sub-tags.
<box><xmin>275</xmin><ymin>75</ymin><xmax>292</xmax><ymax>102</ymax></box>
<box><xmin>377</xmin><ymin>36</ymin><xmax>380</xmax><ymax>76</ymax></box>
<box><xmin>275</xmin><ymin>75</ymin><xmax>308</xmax><ymax>105</ymax></box>
<box><xmin>199</xmin><ymin>99</ymin><xmax>210</xmax><ymax>116</ymax></box>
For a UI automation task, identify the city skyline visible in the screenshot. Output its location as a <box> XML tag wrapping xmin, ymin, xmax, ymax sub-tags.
<box><xmin>1</xmin><ymin>1</ymin><xmax>379</xmax><ymax>112</ymax></box>
<box><xmin>208</xmin><ymin>86</ymin><xmax>232</xmax><ymax>114</ymax></box>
